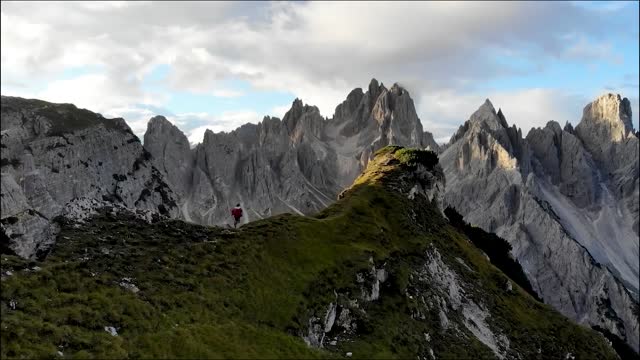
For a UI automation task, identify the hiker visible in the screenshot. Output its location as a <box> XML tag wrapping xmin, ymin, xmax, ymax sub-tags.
<box><xmin>231</xmin><ymin>203</ymin><xmax>243</xmax><ymax>228</ymax></box>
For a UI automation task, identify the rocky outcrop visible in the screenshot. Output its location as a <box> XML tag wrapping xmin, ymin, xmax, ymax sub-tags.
<box><xmin>574</xmin><ymin>94</ymin><xmax>639</xmax><ymax>235</ymax></box>
<box><xmin>1</xmin><ymin>145</ymin><xmax>618</xmax><ymax>359</ymax></box>
<box><xmin>526</xmin><ymin>121</ymin><xmax>598</xmax><ymax>208</ymax></box>
<box><xmin>440</xmin><ymin>97</ymin><xmax>639</xmax><ymax>351</ymax></box>
<box><xmin>298</xmin><ymin>147</ymin><xmax>613</xmax><ymax>359</ymax></box>
<box><xmin>422</xmin><ymin>131</ymin><xmax>440</xmax><ymax>152</ymax></box>
<box><xmin>0</xmin><ymin>96</ymin><xmax>179</xmax><ymax>259</ymax></box>
<box><xmin>143</xmin><ymin>116</ymin><xmax>194</xmax><ymax>199</ymax></box>
<box><xmin>2</xmin><ymin>85</ymin><xmax>637</xmax><ymax>353</ymax></box>
<box><xmin>145</xmin><ymin>79</ymin><xmax>434</xmax><ymax>226</ymax></box>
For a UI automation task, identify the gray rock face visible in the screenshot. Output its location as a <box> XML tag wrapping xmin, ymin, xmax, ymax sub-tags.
<box><xmin>144</xmin><ymin>85</ymin><xmax>637</xmax><ymax>349</ymax></box>
<box><xmin>143</xmin><ymin>116</ymin><xmax>194</xmax><ymax>199</ymax></box>
<box><xmin>422</xmin><ymin>131</ymin><xmax>440</xmax><ymax>152</ymax></box>
<box><xmin>2</xmin><ymin>85</ymin><xmax>637</xmax><ymax>352</ymax></box>
<box><xmin>440</xmin><ymin>97</ymin><xmax>639</xmax><ymax>351</ymax></box>
<box><xmin>0</xmin><ymin>96</ymin><xmax>179</xmax><ymax>258</ymax></box>
<box><xmin>145</xmin><ymin>79</ymin><xmax>434</xmax><ymax>227</ymax></box>
<box><xmin>574</xmin><ymin>94</ymin><xmax>639</xmax><ymax>235</ymax></box>
<box><xmin>526</xmin><ymin>121</ymin><xmax>598</xmax><ymax>208</ymax></box>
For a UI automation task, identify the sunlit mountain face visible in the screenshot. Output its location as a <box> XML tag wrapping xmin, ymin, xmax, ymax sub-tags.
<box><xmin>1</xmin><ymin>1</ymin><xmax>638</xmax><ymax>358</ymax></box>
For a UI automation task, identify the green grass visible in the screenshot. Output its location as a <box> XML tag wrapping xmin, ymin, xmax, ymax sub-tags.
<box><xmin>0</xmin><ymin>147</ymin><xmax>617</xmax><ymax>359</ymax></box>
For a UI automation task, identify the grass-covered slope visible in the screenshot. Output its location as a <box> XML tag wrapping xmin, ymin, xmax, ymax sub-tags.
<box><xmin>0</xmin><ymin>147</ymin><xmax>617</xmax><ymax>359</ymax></box>
<box><xmin>444</xmin><ymin>206</ymin><xmax>541</xmax><ymax>302</ymax></box>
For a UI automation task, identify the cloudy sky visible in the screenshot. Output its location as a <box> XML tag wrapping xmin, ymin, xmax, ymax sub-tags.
<box><xmin>1</xmin><ymin>1</ymin><xmax>638</xmax><ymax>144</ymax></box>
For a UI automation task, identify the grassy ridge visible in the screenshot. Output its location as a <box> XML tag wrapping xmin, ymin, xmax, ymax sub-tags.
<box><xmin>0</xmin><ymin>147</ymin><xmax>617</xmax><ymax>359</ymax></box>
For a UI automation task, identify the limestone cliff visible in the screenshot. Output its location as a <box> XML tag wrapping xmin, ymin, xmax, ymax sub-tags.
<box><xmin>145</xmin><ymin>79</ymin><xmax>434</xmax><ymax>226</ymax></box>
<box><xmin>0</xmin><ymin>96</ymin><xmax>179</xmax><ymax>258</ymax></box>
<box><xmin>0</xmin><ymin>146</ymin><xmax>618</xmax><ymax>359</ymax></box>
<box><xmin>440</xmin><ymin>97</ymin><xmax>639</xmax><ymax>352</ymax></box>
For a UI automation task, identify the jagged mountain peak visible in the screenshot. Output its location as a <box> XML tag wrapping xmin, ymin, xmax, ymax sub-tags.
<box><xmin>442</xmin><ymin>93</ymin><xmax>639</xmax><ymax>353</ymax></box>
<box><xmin>574</xmin><ymin>92</ymin><xmax>638</xmax><ymax>179</ymax></box>
<box><xmin>563</xmin><ymin>121</ymin><xmax>575</xmax><ymax>134</ymax></box>
<box><xmin>1</xmin><ymin>144</ymin><xmax>621</xmax><ymax>359</ymax></box>
<box><xmin>149</xmin><ymin>114</ymin><xmax>170</xmax><ymax>123</ymax></box>
<box><xmin>203</xmin><ymin>128</ymin><xmax>215</xmax><ymax>139</ymax></box>
<box><xmin>389</xmin><ymin>82</ymin><xmax>408</xmax><ymax>95</ymax></box>
<box><xmin>468</xmin><ymin>99</ymin><xmax>502</xmax><ymax>129</ymax></box>
<box><xmin>443</xmin><ymin>97</ymin><xmax>532</xmax><ymax>178</ymax></box>
<box><xmin>543</xmin><ymin>120</ymin><xmax>563</xmax><ymax>135</ymax></box>
<box><xmin>144</xmin><ymin>115</ymin><xmax>190</xmax><ymax>156</ymax></box>
<box><xmin>367</xmin><ymin>77</ymin><xmax>383</xmax><ymax>92</ymax></box>
<box><xmin>577</xmin><ymin>93</ymin><xmax>634</xmax><ymax>142</ymax></box>
<box><xmin>462</xmin><ymin>101</ymin><xmax>526</xmax><ymax>147</ymax></box>
<box><xmin>496</xmin><ymin>108</ymin><xmax>510</xmax><ymax>128</ymax></box>
<box><xmin>367</xmin><ymin>78</ymin><xmax>387</xmax><ymax>104</ymax></box>
<box><xmin>365</xmin><ymin>79</ymin><xmax>412</xmax><ymax>100</ymax></box>
<box><xmin>283</xmin><ymin>97</ymin><xmax>321</xmax><ymax>123</ymax></box>
<box><xmin>3</xmin><ymin>85</ymin><xmax>639</xmax><ymax>356</ymax></box>
<box><xmin>147</xmin><ymin>115</ymin><xmax>174</xmax><ymax>129</ymax></box>
<box><xmin>146</xmin><ymin>115</ymin><xmax>181</xmax><ymax>134</ymax></box>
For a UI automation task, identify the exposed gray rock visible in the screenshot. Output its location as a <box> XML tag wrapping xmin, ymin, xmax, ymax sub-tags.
<box><xmin>119</xmin><ymin>278</ymin><xmax>140</xmax><ymax>294</ymax></box>
<box><xmin>302</xmin><ymin>316</ymin><xmax>324</xmax><ymax>348</ymax></box>
<box><xmin>104</xmin><ymin>326</ymin><xmax>118</xmax><ymax>336</ymax></box>
<box><xmin>0</xmin><ymin>96</ymin><xmax>179</xmax><ymax>258</ymax></box>
<box><xmin>145</xmin><ymin>79</ymin><xmax>433</xmax><ymax>227</ymax></box>
<box><xmin>422</xmin><ymin>131</ymin><xmax>440</xmax><ymax>153</ymax></box>
<box><xmin>324</xmin><ymin>301</ymin><xmax>337</xmax><ymax>333</ymax></box>
<box><xmin>440</xmin><ymin>97</ymin><xmax>639</xmax><ymax>351</ymax></box>
<box><xmin>526</xmin><ymin>121</ymin><xmax>598</xmax><ymax>208</ymax></box>
<box><xmin>574</xmin><ymin>94</ymin><xmax>639</xmax><ymax>236</ymax></box>
<box><xmin>418</xmin><ymin>246</ymin><xmax>510</xmax><ymax>359</ymax></box>
<box><xmin>2</xmin><ymin>85</ymin><xmax>637</xmax><ymax>353</ymax></box>
<box><xmin>143</xmin><ymin>116</ymin><xmax>194</xmax><ymax>199</ymax></box>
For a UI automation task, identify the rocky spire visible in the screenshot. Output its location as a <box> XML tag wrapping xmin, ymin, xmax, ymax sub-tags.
<box><xmin>576</xmin><ymin>93</ymin><xmax>634</xmax><ymax>142</ymax></box>
<box><xmin>422</xmin><ymin>131</ymin><xmax>440</xmax><ymax>152</ymax></box>
<box><xmin>467</xmin><ymin>99</ymin><xmax>505</xmax><ymax>131</ymax></box>
<box><xmin>439</xmin><ymin>94</ymin><xmax>639</xmax><ymax>352</ymax></box>
<box><xmin>563</xmin><ymin>121</ymin><xmax>575</xmax><ymax>134</ymax></box>
<box><xmin>368</xmin><ymin>78</ymin><xmax>380</xmax><ymax>94</ymax></box>
<box><xmin>496</xmin><ymin>108</ymin><xmax>509</xmax><ymax>128</ymax></box>
<box><xmin>367</xmin><ymin>78</ymin><xmax>386</xmax><ymax>111</ymax></box>
<box><xmin>143</xmin><ymin>115</ymin><xmax>193</xmax><ymax>197</ymax></box>
<box><xmin>574</xmin><ymin>93</ymin><xmax>638</xmax><ymax>175</ymax></box>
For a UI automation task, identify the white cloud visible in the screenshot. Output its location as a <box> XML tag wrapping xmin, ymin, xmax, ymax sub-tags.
<box><xmin>37</xmin><ymin>74</ymin><xmax>142</xmax><ymax>112</ymax></box>
<box><xmin>102</xmin><ymin>106</ymin><xmax>157</xmax><ymax>139</ymax></box>
<box><xmin>418</xmin><ymin>88</ymin><xmax>589</xmax><ymax>142</ymax></box>
<box><xmin>173</xmin><ymin>110</ymin><xmax>263</xmax><ymax>145</ymax></box>
<box><xmin>211</xmin><ymin>89</ymin><xmax>245</xmax><ymax>98</ymax></box>
<box><xmin>563</xmin><ymin>37</ymin><xmax>623</xmax><ymax>65</ymax></box>
<box><xmin>270</xmin><ymin>104</ymin><xmax>291</xmax><ymax>119</ymax></box>
<box><xmin>99</xmin><ymin>107</ymin><xmax>241</xmax><ymax>143</ymax></box>
<box><xmin>78</xmin><ymin>1</ymin><xmax>139</xmax><ymax>11</ymax></box>
<box><xmin>1</xmin><ymin>1</ymin><xmax>635</xmax><ymax>142</ymax></box>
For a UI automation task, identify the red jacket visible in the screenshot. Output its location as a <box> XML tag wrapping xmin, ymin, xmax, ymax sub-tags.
<box><xmin>231</xmin><ymin>207</ymin><xmax>243</xmax><ymax>218</ymax></box>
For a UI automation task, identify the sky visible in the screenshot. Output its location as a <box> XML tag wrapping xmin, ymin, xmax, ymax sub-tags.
<box><xmin>1</xmin><ymin>1</ymin><xmax>638</xmax><ymax>144</ymax></box>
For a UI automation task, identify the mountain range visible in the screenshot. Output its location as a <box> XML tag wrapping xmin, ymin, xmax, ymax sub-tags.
<box><xmin>1</xmin><ymin>79</ymin><xmax>638</xmax><ymax>354</ymax></box>
<box><xmin>0</xmin><ymin>146</ymin><xmax>621</xmax><ymax>359</ymax></box>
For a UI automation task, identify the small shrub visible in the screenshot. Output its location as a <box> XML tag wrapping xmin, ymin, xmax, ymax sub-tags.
<box><xmin>394</xmin><ymin>148</ymin><xmax>439</xmax><ymax>169</ymax></box>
